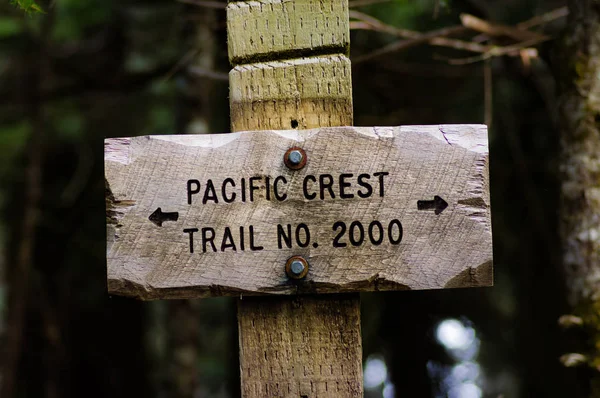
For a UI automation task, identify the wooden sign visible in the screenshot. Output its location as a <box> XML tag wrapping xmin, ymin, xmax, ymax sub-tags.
<box><xmin>105</xmin><ymin>124</ymin><xmax>492</xmax><ymax>299</ymax></box>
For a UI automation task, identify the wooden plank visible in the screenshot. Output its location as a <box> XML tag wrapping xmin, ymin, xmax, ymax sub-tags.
<box><xmin>104</xmin><ymin>124</ymin><xmax>492</xmax><ymax>299</ymax></box>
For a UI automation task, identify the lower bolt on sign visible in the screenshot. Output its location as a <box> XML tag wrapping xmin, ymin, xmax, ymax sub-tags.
<box><xmin>104</xmin><ymin>125</ymin><xmax>493</xmax><ymax>299</ymax></box>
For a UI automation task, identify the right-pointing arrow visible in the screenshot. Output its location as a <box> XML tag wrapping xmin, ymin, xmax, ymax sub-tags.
<box><xmin>417</xmin><ymin>195</ymin><xmax>448</xmax><ymax>215</ymax></box>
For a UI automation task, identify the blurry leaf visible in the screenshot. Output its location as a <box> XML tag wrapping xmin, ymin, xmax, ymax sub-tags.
<box><xmin>146</xmin><ymin>105</ymin><xmax>174</xmax><ymax>135</ymax></box>
<box><xmin>0</xmin><ymin>121</ymin><xmax>31</xmax><ymax>175</ymax></box>
<box><xmin>56</xmin><ymin>113</ymin><xmax>84</xmax><ymax>140</ymax></box>
<box><xmin>47</xmin><ymin>101</ymin><xmax>85</xmax><ymax>141</ymax></box>
<box><xmin>123</xmin><ymin>4</ymin><xmax>181</xmax><ymax>73</ymax></box>
<box><xmin>149</xmin><ymin>78</ymin><xmax>177</xmax><ymax>96</ymax></box>
<box><xmin>439</xmin><ymin>0</ymin><xmax>452</xmax><ymax>10</ymax></box>
<box><xmin>9</xmin><ymin>0</ymin><xmax>45</xmax><ymax>14</ymax></box>
<box><xmin>29</xmin><ymin>3</ymin><xmax>43</xmax><ymax>13</ymax></box>
<box><xmin>126</xmin><ymin>52</ymin><xmax>154</xmax><ymax>73</ymax></box>
<box><xmin>52</xmin><ymin>0</ymin><xmax>112</xmax><ymax>41</ymax></box>
<box><xmin>0</xmin><ymin>18</ymin><xmax>23</xmax><ymax>38</ymax></box>
<box><xmin>363</xmin><ymin>0</ymin><xmax>431</xmax><ymax>31</ymax></box>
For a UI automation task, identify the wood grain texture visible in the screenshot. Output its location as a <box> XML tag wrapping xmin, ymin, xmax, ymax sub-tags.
<box><xmin>237</xmin><ymin>294</ymin><xmax>362</xmax><ymax>397</ymax></box>
<box><xmin>104</xmin><ymin>125</ymin><xmax>492</xmax><ymax>299</ymax></box>
<box><xmin>226</xmin><ymin>0</ymin><xmax>349</xmax><ymax>64</ymax></box>
<box><xmin>229</xmin><ymin>55</ymin><xmax>353</xmax><ymax>132</ymax></box>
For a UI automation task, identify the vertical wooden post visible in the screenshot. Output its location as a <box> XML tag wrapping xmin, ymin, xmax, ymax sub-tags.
<box><xmin>226</xmin><ymin>1</ymin><xmax>363</xmax><ymax>396</ymax></box>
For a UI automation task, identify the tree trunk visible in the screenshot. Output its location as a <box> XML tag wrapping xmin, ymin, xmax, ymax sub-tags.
<box><xmin>1</xmin><ymin>5</ymin><xmax>52</xmax><ymax>396</ymax></box>
<box><xmin>557</xmin><ymin>0</ymin><xmax>600</xmax><ymax>394</ymax></box>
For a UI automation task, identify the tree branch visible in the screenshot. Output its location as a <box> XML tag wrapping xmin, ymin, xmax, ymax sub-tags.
<box><xmin>351</xmin><ymin>10</ymin><xmax>492</xmax><ymax>63</ymax></box>
<box><xmin>349</xmin><ymin>10</ymin><xmax>422</xmax><ymax>39</ymax></box>
<box><xmin>471</xmin><ymin>7</ymin><xmax>568</xmax><ymax>43</ymax></box>
<box><xmin>447</xmin><ymin>38</ymin><xmax>546</xmax><ymax>65</ymax></box>
<box><xmin>517</xmin><ymin>6</ymin><xmax>569</xmax><ymax>30</ymax></box>
<box><xmin>188</xmin><ymin>66</ymin><xmax>228</xmax><ymax>81</ymax></box>
<box><xmin>353</xmin><ymin>25</ymin><xmax>473</xmax><ymax>64</ymax></box>
<box><xmin>460</xmin><ymin>13</ymin><xmax>549</xmax><ymax>41</ymax></box>
<box><xmin>351</xmin><ymin>8</ymin><xmax>563</xmax><ymax>66</ymax></box>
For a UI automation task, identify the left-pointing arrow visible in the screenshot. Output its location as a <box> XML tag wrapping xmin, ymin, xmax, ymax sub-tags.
<box><xmin>149</xmin><ymin>207</ymin><xmax>179</xmax><ymax>227</ymax></box>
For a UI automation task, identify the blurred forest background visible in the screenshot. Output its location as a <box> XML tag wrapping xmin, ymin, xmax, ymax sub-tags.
<box><xmin>0</xmin><ymin>0</ymin><xmax>592</xmax><ymax>397</ymax></box>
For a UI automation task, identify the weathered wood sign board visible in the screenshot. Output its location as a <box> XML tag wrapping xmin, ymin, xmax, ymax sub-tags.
<box><xmin>105</xmin><ymin>125</ymin><xmax>492</xmax><ymax>299</ymax></box>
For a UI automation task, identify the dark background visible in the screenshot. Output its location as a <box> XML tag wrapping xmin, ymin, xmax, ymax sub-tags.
<box><xmin>0</xmin><ymin>0</ymin><xmax>581</xmax><ymax>397</ymax></box>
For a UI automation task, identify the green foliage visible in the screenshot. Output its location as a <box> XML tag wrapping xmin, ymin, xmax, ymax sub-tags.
<box><xmin>52</xmin><ymin>0</ymin><xmax>111</xmax><ymax>41</ymax></box>
<box><xmin>123</xmin><ymin>4</ymin><xmax>181</xmax><ymax>73</ymax></box>
<box><xmin>363</xmin><ymin>0</ymin><xmax>439</xmax><ymax>31</ymax></box>
<box><xmin>9</xmin><ymin>0</ymin><xmax>45</xmax><ymax>14</ymax></box>
<box><xmin>146</xmin><ymin>105</ymin><xmax>174</xmax><ymax>135</ymax></box>
<box><xmin>47</xmin><ymin>101</ymin><xmax>86</xmax><ymax>141</ymax></box>
<box><xmin>0</xmin><ymin>17</ymin><xmax>23</xmax><ymax>38</ymax></box>
<box><xmin>0</xmin><ymin>121</ymin><xmax>31</xmax><ymax>176</ymax></box>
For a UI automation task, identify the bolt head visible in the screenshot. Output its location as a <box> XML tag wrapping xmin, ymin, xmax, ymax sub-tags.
<box><xmin>284</xmin><ymin>147</ymin><xmax>307</xmax><ymax>170</ymax></box>
<box><xmin>290</xmin><ymin>260</ymin><xmax>305</xmax><ymax>276</ymax></box>
<box><xmin>288</xmin><ymin>150</ymin><xmax>303</xmax><ymax>165</ymax></box>
<box><xmin>285</xmin><ymin>256</ymin><xmax>309</xmax><ymax>280</ymax></box>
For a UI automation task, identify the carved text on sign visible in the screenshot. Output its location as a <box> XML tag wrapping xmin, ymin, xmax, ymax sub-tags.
<box><xmin>186</xmin><ymin>172</ymin><xmax>389</xmax><ymax>204</ymax></box>
<box><xmin>181</xmin><ymin>172</ymin><xmax>395</xmax><ymax>252</ymax></box>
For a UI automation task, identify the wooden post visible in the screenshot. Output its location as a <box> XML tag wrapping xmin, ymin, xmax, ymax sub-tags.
<box><xmin>226</xmin><ymin>1</ymin><xmax>363</xmax><ymax>396</ymax></box>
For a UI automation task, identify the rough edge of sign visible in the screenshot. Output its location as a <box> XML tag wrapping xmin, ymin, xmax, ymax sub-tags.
<box><xmin>107</xmin><ymin>258</ymin><xmax>492</xmax><ymax>300</ymax></box>
<box><xmin>439</xmin><ymin>124</ymin><xmax>488</xmax><ymax>153</ymax></box>
<box><xmin>444</xmin><ymin>260</ymin><xmax>493</xmax><ymax>289</ymax></box>
<box><xmin>105</xmin><ymin>137</ymin><xmax>131</xmax><ymax>165</ymax></box>
<box><xmin>398</xmin><ymin>124</ymin><xmax>488</xmax><ymax>154</ymax></box>
<box><xmin>103</xmin><ymin>124</ymin><xmax>489</xmax><ymax>152</ymax></box>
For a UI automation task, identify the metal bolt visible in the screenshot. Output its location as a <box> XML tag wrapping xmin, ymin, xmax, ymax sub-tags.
<box><xmin>285</xmin><ymin>256</ymin><xmax>309</xmax><ymax>280</ymax></box>
<box><xmin>284</xmin><ymin>147</ymin><xmax>307</xmax><ymax>170</ymax></box>
<box><xmin>290</xmin><ymin>260</ymin><xmax>305</xmax><ymax>275</ymax></box>
<box><xmin>288</xmin><ymin>150</ymin><xmax>303</xmax><ymax>165</ymax></box>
